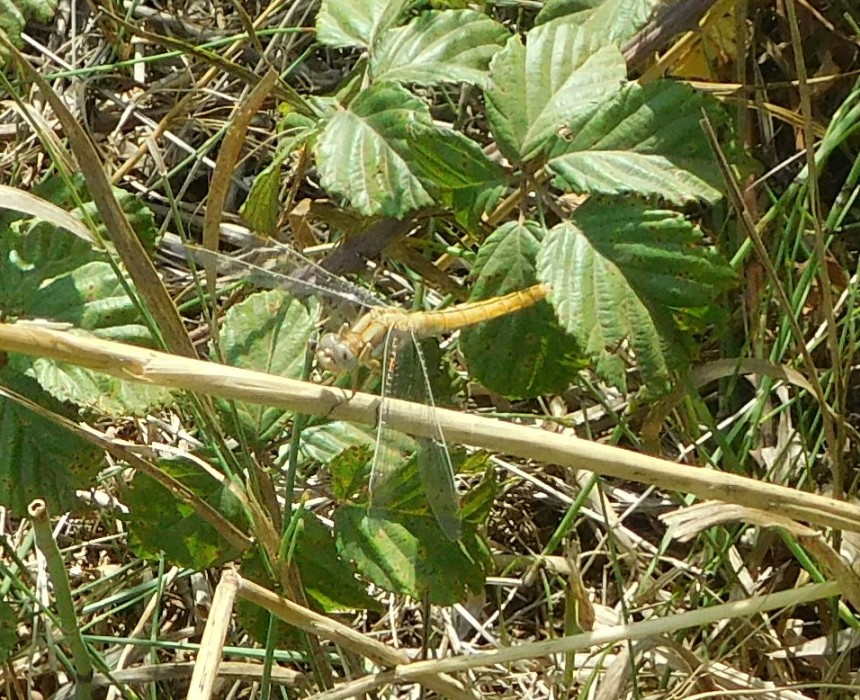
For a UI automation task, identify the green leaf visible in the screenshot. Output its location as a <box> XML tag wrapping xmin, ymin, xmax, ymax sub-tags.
<box><xmin>575</xmin><ymin>200</ymin><xmax>735</xmax><ymax>308</ymax></box>
<box><xmin>301</xmin><ymin>419</ymin><xmax>417</xmax><ymax>474</ymax></box>
<box><xmin>371</xmin><ymin>10</ymin><xmax>508</xmax><ymax>87</ymax></box>
<box><xmin>0</xmin><ymin>0</ymin><xmax>58</xmax><ymax>64</ymax></box>
<box><xmin>404</xmin><ymin>123</ymin><xmax>509</xmax><ymax>228</ymax></box>
<box><xmin>485</xmin><ymin>19</ymin><xmax>626</xmax><ymax>163</ymax></box>
<box><xmin>536</xmin><ymin>0</ymin><xmax>661</xmax><ymax>46</ymax></box>
<box><xmin>408</xmin><ymin>125</ymin><xmax>507</xmax><ymax>194</ymax></box>
<box><xmin>335</xmin><ymin>505</ymin><xmax>490</xmax><ymax>604</ymax></box>
<box><xmin>301</xmin><ymin>421</ymin><xmax>380</xmax><ymax>465</ymax></box>
<box><xmin>26</xmin><ymin>262</ymin><xmax>148</xmax><ymax>339</ymax></box>
<box><xmin>237</xmin><ymin>510</ymin><xmax>380</xmax><ymax>645</ymax></box>
<box><xmin>240</xmin><ymin>154</ymin><xmax>286</xmax><ymax>236</ymax></box>
<box><xmin>0</xmin><ymin>372</ymin><xmax>103</xmax><ymax>515</ymax></box>
<box><xmin>126</xmin><ymin>457</ymin><xmax>246</xmax><ymax>570</ymax></box>
<box><xmin>241</xmin><ymin>119</ymin><xmax>321</xmax><ymax>235</ymax></box>
<box><xmin>536</xmin><ymin>0</ymin><xmax>605</xmax><ymax>22</ymax></box>
<box><xmin>6</xmin><ymin>261</ymin><xmax>170</xmax><ymax>416</ymax></box>
<box><xmin>429</xmin><ymin>0</ymin><xmax>474</xmax><ymax>7</ymax></box>
<box><xmin>0</xmin><ymin>175</ymin><xmax>167</xmax><ymax>415</ymax></box>
<box><xmin>459</xmin><ymin>458</ymin><xmax>496</xmax><ymax>524</ymax></box>
<box><xmin>327</xmin><ymin>444</ymin><xmax>374</xmax><ymax>503</ymax></box>
<box><xmin>546</xmin><ymin>81</ymin><xmax>726</xmax><ymax>204</ymax></box>
<box><xmin>0</xmin><ymin>229</ymin><xmax>146</xmax><ymax>342</ymax></box>
<box><xmin>213</xmin><ymin>290</ymin><xmax>319</xmax><ymax>442</ymax></box>
<box><xmin>449</xmin><ymin>182</ymin><xmax>507</xmax><ymax>231</ymax></box>
<box><xmin>27</xmin><ymin>172</ymin><xmax>159</xmax><ymax>252</ymax></box>
<box><xmin>414</xmin><ymin>437</ymin><xmax>460</xmax><ymax>540</ymax></box>
<box><xmin>0</xmin><ymin>227</ymin><xmax>100</xmax><ymax>320</ymax></box>
<box><xmin>309</xmin><ymin>422</ymin><xmax>427</xmax><ymax>514</ymax></box>
<box><xmin>537</xmin><ymin>202</ymin><xmax>733</xmax><ymax>391</ymax></box>
<box><xmin>369</xmin><ymin>334</ymin><xmax>462</xmax><ymax>540</ymax></box>
<box><xmin>291</xmin><ymin>510</ymin><xmax>381</xmax><ymax>612</ymax></box>
<box><xmin>315</xmin><ymin>83</ymin><xmax>435</xmax><ymax>217</ymax></box>
<box><xmin>460</xmin><ymin>221</ymin><xmax>583</xmax><ymax>398</ymax></box>
<box><xmin>20</xmin><ymin>355</ymin><xmax>172</xmax><ymax>417</ymax></box>
<box><xmin>0</xmin><ymin>173</ymin><xmax>156</xmax><ymax>322</ymax></box>
<box><xmin>316</xmin><ymin>0</ymin><xmax>411</xmax><ymax>49</ymax></box>
<box><xmin>329</xmin><ymin>421</ymin><xmax>463</xmax><ymax>542</ymax></box>
<box><xmin>367</xmin><ymin>438</ymin><xmax>435</xmax><ymax>516</ymax></box>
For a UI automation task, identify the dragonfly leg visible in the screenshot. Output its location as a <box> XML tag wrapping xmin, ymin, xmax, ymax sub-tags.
<box><xmin>356</xmin><ymin>341</ymin><xmax>378</xmax><ymax>370</ymax></box>
<box><xmin>347</xmin><ymin>369</ymin><xmax>359</xmax><ymax>399</ymax></box>
<box><xmin>347</xmin><ymin>347</ymin><xmax>379</xmax><ymax>398</ymax></box>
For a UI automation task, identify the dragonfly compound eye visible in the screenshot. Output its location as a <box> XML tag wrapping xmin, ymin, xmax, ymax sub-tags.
<box><xmin>317</xmin><ymin>333</ymin><xmax>357</xmax><ymax>373</ymax></box>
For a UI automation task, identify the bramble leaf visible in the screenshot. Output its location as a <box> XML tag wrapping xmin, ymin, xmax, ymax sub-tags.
<box><xmin>1</xmin><ymin>177</ymin><xmax>170</xmax><ymax>416</ymax></box>
<box><xmin>546</xmin><ymin>81</ymin><xmax>725</xmax><ymax>203</ymax></box>
<box><xmin>126</xmin><ymin>457</ymin><xmax>247</xmax><ymax>570</ymax></box>
<box><xmin>0</xmin><ymin>373</ymin><xmax>103</xmax><ymax>515</ymax></box>
<box><xmin>486</xmin><ymin>18</ymin><xmax>626</xmax><ymax>163</ymax></box>
<box><xmin>408</xmin><ymin>126</ymin><xmax>506</xmax><ymax>193</ymax></box>
<box><xmin>536</xmin><ymin>0</ymin><xmax>661</xmax><ymax>46</ymax></box>
<box><xmin>213</xmin><ymin>290</ymin><xmax>319</xmax><ymax>443</ymax></box>
<box><xmin>315</xmin><ymin>83</ymin><xmax>434</xmax><ymax>217</ymax></box>
<box><xmin>537</xmin><ymin>201</ymin><xmax>733</xmax><ymax>391</ymax></box>
<box><xmin>371</xmin><ymin>10</ymin><xmax>508</xmax><ymax>87</ymax></box>
<box><xmin>335</xmin><ymin>503</ymin><xmax>490</xmax><ymax>604</ymax></box>
<box><xmin>316</xmin><ymin>0</ymin><xmax>410</xmax><ymax>49</ymax></box>
<box><xmin>0</xmin><ymin>0</ymin><xmax>58</xmax><ymax>64</ymax></box>
<box><xmin>460</xmin><ymin>221</ymin><xmax>583</xmax><ymax>398</ymax></box>
<box><xmin>407</xmin><ymin>125</ymin><xmax>508</xmax><ymax>223</ymax></box>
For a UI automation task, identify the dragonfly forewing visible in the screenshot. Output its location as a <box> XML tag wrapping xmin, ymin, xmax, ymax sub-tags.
<box><xmin>184</xmin><ymin>240</ymin><xmax>383</xmax><ymax>310</ymax></box>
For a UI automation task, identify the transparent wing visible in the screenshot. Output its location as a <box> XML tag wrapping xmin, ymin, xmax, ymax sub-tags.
<box><xmin>183</xmin><ymin>238</ymin><xmax>384</xmax><ymax>310</ymax></box>
<box><xmin>184</xmin><ymin>236</ymin><xmax>461</xmax><ymax>538</ymax></box>
<box><xmin>368</xmin><ymin>328</ymin><xmax>461</xmax><ymax>541</ymax></box>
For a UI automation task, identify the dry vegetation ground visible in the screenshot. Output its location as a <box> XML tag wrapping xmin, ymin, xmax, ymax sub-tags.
<box><xmin>2</xmin><ymin>0</ymin><xmax>860</xmax><ymax>698</ymax></box>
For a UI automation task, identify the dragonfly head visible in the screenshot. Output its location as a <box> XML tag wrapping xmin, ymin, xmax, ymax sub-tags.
<box><xmin>317</xmin><ymin>333</ymin><xmax>358</xmax><ymax>374</ymax></box>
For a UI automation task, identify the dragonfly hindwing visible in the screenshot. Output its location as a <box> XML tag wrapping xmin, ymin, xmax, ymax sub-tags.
<box><xmin>368</xmin><ymin>328</ymin><xmax>461</xmax><ymax>540</ymax></box>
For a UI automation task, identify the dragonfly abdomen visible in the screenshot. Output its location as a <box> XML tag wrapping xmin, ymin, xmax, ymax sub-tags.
<box><xmin>397</xmin><ymin>283</ymin><xmax>550</xmax><ymax>337</ymax></box>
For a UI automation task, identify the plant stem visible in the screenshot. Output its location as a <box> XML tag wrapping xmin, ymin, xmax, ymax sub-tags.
<box><xmin>28</xmin><ymin>499</ymin><xmax>94</xmax><ymax>700</ymax></box>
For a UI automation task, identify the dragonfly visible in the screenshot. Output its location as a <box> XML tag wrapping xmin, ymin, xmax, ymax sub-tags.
<box><xmin>187</xmin><ymin>236</ymin><xmax>550</xmax><ymax>540</ymax></box>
